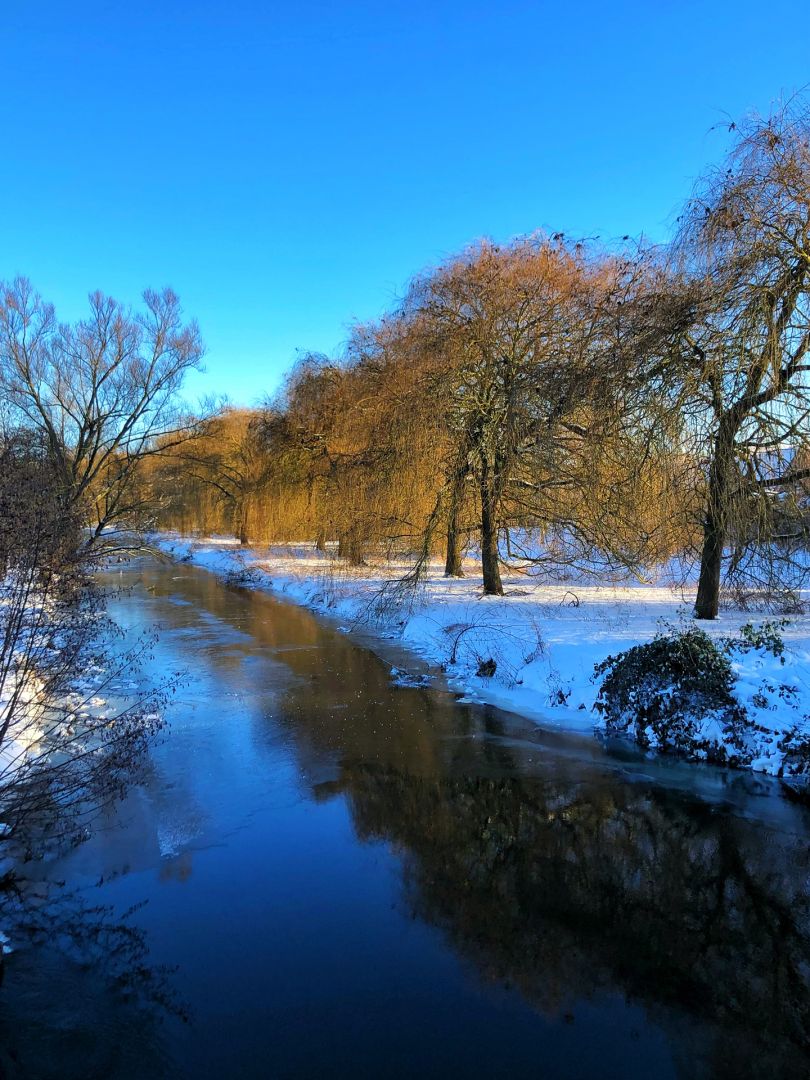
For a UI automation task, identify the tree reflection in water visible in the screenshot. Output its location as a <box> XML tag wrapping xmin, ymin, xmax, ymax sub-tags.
<box><xmin>315</xmin><ymin>762</ymin><xmax>810</xmax><ymax>1078</ymax></box>
<box><xmin>152</xmin><ymin>562</ymin><xmax>810</xmax><ymax>1078</ymax></box>
<box><xmin>4</xmin><ymin>563</ymin><xmax>804</xmax><ymax>1079</ymax></box>
<box><xmin>0</xmin><ymin>884</ymin><xmax>185</xmax><ymax>1078</ymax></box>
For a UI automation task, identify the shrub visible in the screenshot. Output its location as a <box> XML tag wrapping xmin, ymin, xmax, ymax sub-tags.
<box><xmin>778</xmin><ymin>729</ymin><xmax>810</xmax><ymax>802</ymax></box>
<box><xmin>593</xmin><ymin>626</ymin><xmax>752</xmax><ymax>765</ymax></box>
<box><xmin>780</xmin><ymin>728</ymin><xmax>810</xmax><ymax>775</ymax></box>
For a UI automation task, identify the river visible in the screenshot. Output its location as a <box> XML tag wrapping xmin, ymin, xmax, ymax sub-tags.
<box><xmin>1</xmin><ymin>558</ymin><xmax>809</xmax><ymax>1078</ymax></box>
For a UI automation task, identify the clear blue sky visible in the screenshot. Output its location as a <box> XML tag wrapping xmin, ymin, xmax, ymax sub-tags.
<box><xmin>1</xmin><ymin>1</ymin><xmax>807</xmax><ymax>405</ymax></box>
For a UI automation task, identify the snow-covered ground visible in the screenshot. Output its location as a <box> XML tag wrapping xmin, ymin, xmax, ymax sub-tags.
<box><xmin>154</xmin><ymin>534</ymin><xmax>810</xmax><ymax>781</ymax></box>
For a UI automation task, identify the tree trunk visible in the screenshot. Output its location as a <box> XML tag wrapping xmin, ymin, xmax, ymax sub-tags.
<box><xmin>315</xmin><ymin>529</ymin><xmax>326</xmax><ymax>553</ymax></box>
<box><xmin>695</xmin><ymin>511</ymin><xmax>724</xmax><ymax>619</ymax></box>
<box><xmin>444</xmin><ymin>515</ymin><xmax>463</xmax><ymax>577</ymax></box>
<box><xmin>695</xmin><ymin>429</ymin><xmax>733</xmax><ymax>619</ymax></box>
<box><xmin>338</xmin><ymin>530</ymin><xmax>365</xmax><ymax>566</ymax></box>
<box><xmin>238</xmin><ymin>503</ymin><xmax>249</xmax><ymax>546</ymax></box>
<box><xmin>444</xmin><ymin>465</ymin><xmax>466</xmax><ymax>577</ymax></box>
<box><xmin>479</xmin><ymin>462</ymin><xmax>503</xmax><ymax>596</ymax></box>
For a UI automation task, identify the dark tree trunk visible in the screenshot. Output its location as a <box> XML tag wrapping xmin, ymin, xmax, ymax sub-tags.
<box><xmin>695</xmin><ymin>428</ymin><xmax>734</xmax><ymax>619</ymax></box>
<box><xmin>479</xmin><ymin>461</ymin><xmax>503</xmax><ymax>596</ymax></box>
<box><xmin>347</xmin><ymin>541</ymin><xmax>365</xmax><ymax>567</ymax></box>
<box><xmin>444</xmin><ymin>515</ymin><xmax>463</xmax><ymax>577</ymax></box>
<box><xmin>444</xmin><ymin>464</ymin><xmax>467</xmax><ymax>577</ymax></box>
<box><xmin>238</xmin><ymin>504</ymin><xmax>249</xmax><ymax>546</ymax></box>
<box><xmin>338</xmin><ymin>530</ymin><xmax>365</xmax><ymax>566</ymax></box>
<box><xmin>695</xmin><ymin>511</ymin><xmax>724</xmax><ymax>619</ymax></box>
<box><xmin>315</xmin><ymin>528</ymin><xmax>326</xmax><ymax>553</ymax></box>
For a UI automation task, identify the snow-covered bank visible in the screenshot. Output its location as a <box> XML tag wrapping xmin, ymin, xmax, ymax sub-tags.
<box><xmin>154</xmin><ymin>534</ymin><xmax>810</xmax><ymax>781</ymax></box>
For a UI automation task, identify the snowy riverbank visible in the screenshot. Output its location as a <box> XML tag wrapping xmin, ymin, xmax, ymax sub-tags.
<box><xmin>154</xmin><ymin>534</ymin><xmax>810</xmax><ymax>780</ymax></box>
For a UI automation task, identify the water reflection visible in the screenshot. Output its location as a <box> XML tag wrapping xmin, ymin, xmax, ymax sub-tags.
<box><xmin>140</xmin><ymin>563</ymin><xmax>810</xmax><ymax>1075</ymax></box>
<box><xmin>330</xmin><ymin>763</ymin><xmax>810</xmax><ymax>1077</ymax></box>
<box><xmin>1</xmin><ymin>560</ymin><xmax>808</xmax><ymax>1078</ymax></box>
<box><xmin>0</xmin><ymin>888</ymin><xmax>182</xmax><ymax>1079</ymax></box>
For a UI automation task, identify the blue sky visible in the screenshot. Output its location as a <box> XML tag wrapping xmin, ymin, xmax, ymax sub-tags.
<box><xmin>1</xmin><ymin>1</ymin><xmax>807</xmax><ymax>405</ymax></box>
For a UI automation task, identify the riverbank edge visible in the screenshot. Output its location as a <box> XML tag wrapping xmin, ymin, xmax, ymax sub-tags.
<box><xmin>150</xmin><ymin>534</ymin><xmax>810</xmax><ymax>783</ymax></box>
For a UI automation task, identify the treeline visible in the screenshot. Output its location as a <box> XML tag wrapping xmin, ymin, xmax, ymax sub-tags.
<box><xmin>154</xmin><ymin>240</ymin><xmax>693</xmax><ymax>586</ymax></box>
<box><xmin>153</xmin><ymin>102</ymin><xmax>810</xmax><ymax>619</ymax></box>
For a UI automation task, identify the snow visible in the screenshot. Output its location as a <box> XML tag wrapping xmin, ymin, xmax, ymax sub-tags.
<box><xmin>0</xmin><ymin>669</ymin><xmax>43</xmax><ymax>784</ymax></box>
<box><xmin>152</xmin><ymin>534</ymin><xmax>810</xmax><ymax>780</ymax></box>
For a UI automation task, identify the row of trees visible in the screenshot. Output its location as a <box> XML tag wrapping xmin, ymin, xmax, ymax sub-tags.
<box><xmin>1</xmin><ymin>104</ymin><xmax>806</xmax><ymax>623</ymax></box>
<box><xmin>154</xmin><ymin>102</ymin><xmax>810</xmax><ymax>619</ymax></box>
<box><xmin>154</xmin><ymin>241</ymin><xmax>696</xmax><ymax>591</ymax></box>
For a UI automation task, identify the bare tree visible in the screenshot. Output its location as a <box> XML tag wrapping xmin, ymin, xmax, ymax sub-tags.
<box><xmin>0</xmin><ymin>279</ymin><xmax>204</xmax><ymax>553</ymax></box>
<box><xmin>670</xmin><ymin>102</ymin><xmax>810</xmax><ymax>618</ymax></box>
<box><xmin>0</xmin><ymin>432</ymin><xmax>165</xmax><ymax>862</ymax></box>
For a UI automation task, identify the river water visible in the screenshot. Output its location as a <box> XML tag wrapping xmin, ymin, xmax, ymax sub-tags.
<box><xmin>1</xmin><ymin>559</ymin><xmax>809</xmax><ymax>1078</ymax></box>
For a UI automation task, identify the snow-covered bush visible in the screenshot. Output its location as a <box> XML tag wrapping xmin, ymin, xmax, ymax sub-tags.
<box><xmin>593</xmin><ymin>626</ymin><xmax>752</xmax><ymax>764</ymax></box>
<box><xmin>779</xmin><ymin>728</ymin><xmax>810</xmax><ymax>800</ymax></box>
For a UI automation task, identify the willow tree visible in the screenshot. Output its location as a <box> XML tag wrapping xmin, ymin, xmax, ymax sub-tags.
<box><xmin>406</xmin><ymin>237</ymin><xmax>628</xmax><ymax>595</ymax></box>
<box><xmin>342</xmin><ymin>316</ymin><xmax>451</xmax><ymax>564</ymax></box>
<box><xmin>266</xmin><ymin>334</ymin><xmax>443</xmax><ymax>565</ymax></box>
<box><xmin>269</xmin><ymin>353</ymin><xmax>373</xmax><ymax>561</ymax></box>
<box><xmin>160</xmin><ymin>408</ymin><xmax>267</xmax><ymax>544</ymax></box>
<box><xmin>671</xmin><ymin>102</ymin><xmax>810</xmax><ymax>618</ymax></box>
